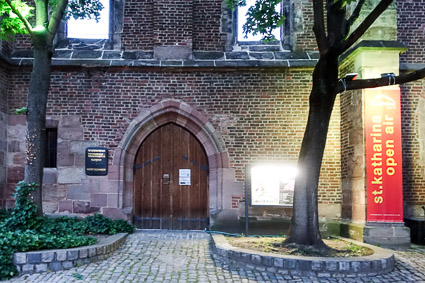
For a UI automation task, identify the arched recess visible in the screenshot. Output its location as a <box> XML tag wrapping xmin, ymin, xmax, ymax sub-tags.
<box><xmin>113</xmin><ymin>99</ymin><xmax>229</xmax><ymax>221</ymax></box>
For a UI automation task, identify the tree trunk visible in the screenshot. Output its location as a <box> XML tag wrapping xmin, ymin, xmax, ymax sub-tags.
<box><xmin>24</xmin><ymin>38</ymin><xmax>52</xmax><ymax>216</ymax></box>
<box><xmin>286</xmin><ymin>56</ymin><xmax>338</xmax><ymax>247</ymax></box>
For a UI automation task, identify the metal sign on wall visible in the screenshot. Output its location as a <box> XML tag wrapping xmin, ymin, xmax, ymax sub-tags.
<box><xmin>365</xmin><ymin>88</ymin><xmax>403</xmax><ymax>222</ymax></box>
<box><xmin>85</xmin><ymin>147</ymin><xmax>108</xmax><ymax>176</ymax></box>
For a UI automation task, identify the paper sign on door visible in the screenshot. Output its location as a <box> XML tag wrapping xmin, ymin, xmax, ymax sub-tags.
<box><xmin>179</xmin><ymin>169</ymin><xmax>191</xmax><ymax>185</ymax></box>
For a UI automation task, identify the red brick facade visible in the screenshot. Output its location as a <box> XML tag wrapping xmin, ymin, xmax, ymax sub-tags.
<box><xmin>0</xmin><ymin>0</ymin><xmax>424</xmax><ymax>231</ymax></box>
<box><xmin>397</xmin><ymin>0</ymin><xmax>425</xmax><ymax>64</ymax></box>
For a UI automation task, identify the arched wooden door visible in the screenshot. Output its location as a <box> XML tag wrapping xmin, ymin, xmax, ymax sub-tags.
<box><xmin>133</xmin><ymin>123</ymin><xmax>209</xmax><ymax>230</ymax></box>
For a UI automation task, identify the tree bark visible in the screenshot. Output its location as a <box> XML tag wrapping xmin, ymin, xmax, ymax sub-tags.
<box><xmin>286</xmin><ymin>56</ymin><xmax>338</xmax><ymax>247</ymax></box>
<box><xmin>24</xmin><ymin>36</ymin><xmax>52</xmax><ymax>216</ymax></box>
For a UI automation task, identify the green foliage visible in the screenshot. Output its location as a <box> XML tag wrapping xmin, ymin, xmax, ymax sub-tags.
<box><xmin>0</xmin><ymin>0</ymin><xmax>33</xmax><ymax>40</ymax></box>
<box><xmin>225</xmin><ymin>0</ymin><xmax>285</xmax><ymax>42</ymax></box>
<box><xmin>65</xmin><ymin>0</ymin><xmax>104</xmax><ymax>21</ymax></box>
<box><xmin>225</xmin><ymin>0</ymin><xmax>246</xmax><ymax>11</ymax></box>
<box><xmin>2</xmin><ymin>181</ymin><xmax>41</xmax><ymax>230</ymax></box>
<box><xmin>0</xmin><ymin>182</ymin><xmax>135</xmax><ymax>280</ymax></box>
<box><xmin>243</xmin><ymin>0</ymin><xmax>285</xmax><ymax>41</ymax></box>
<box><xmin>84</xmin><ymin>213</ymin><xmax>136</xmax><ymax>235</ymax></box>
<box><xmin>0</xmin><ymin>0</ymin><xmax>104</xmax><ymax>40</ymax></box>
<box><xmin>0</xmin><ymin>230</ymin><xmax>96</xmax><ymax>279</ymax></box>
<box><xmin>15</xmin><ymin>106</ymin><xmax>28</xmax><ymax>115</ymax></box>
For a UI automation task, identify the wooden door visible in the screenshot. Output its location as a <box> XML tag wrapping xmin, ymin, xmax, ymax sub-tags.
<box><xmin>134</xmin><ymin>123</ymin><xmax>209</xmax><ymax>230</ymax></box>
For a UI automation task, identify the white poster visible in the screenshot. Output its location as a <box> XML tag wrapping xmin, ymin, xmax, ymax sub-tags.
<box><xmin>179</xmin><ymin>169</ymin><xmax>191</xmax><ymax>185</ymax></box>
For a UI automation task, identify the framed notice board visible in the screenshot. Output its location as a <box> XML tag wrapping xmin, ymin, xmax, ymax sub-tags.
<box><xmin>85</xmin><ymin>147</ymin><xmax>108</xmax><ymax>176</ymax></box>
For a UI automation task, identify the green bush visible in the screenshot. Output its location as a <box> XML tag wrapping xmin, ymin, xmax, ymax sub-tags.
<box><xmin>0</xmin><ymin>230</ymin><xmax>96</xmax><ymax>279</ymax></box>
<box><xmin>84</xmin><ymin>214</ymin><xmax>135</xmax><ymax>235</ymax></box>
<box><xmin>0</xmin><ymin>181</ymin><xmax>135</xmax><ymax>280</ymax></box>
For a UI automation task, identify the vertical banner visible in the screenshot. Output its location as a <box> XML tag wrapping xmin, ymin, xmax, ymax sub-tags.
<box><xmin>365</xmin><ymin>88</ymin><xmax>403</xmax><ymax>222</ymax></box>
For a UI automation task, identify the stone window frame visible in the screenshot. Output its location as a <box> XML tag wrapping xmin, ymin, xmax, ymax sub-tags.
<box><xmin>54</xmin><ymin>0</ymin><xmax>124</xmax><ymax>50</ymax></box>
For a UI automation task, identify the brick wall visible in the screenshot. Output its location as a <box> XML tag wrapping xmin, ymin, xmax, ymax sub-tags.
<box><xmin>397</xmin><ymin>0</ymin><xmax>425</xmax><ymax>218</ymax></box>
<box><xmin>9</xmin><ymin>0</ymin><xmax>320</xmax><ymax>53</ymax></box>
<box><xmin>291</xmin><ymin>0</ymin><xmax>317</xmax><ymax>51</ymax></box>
<box><xmin>400</xmin><ymin>80</ymin><xmax>425</xmax><ymax>217</ymax></box>
<box><xmin>397</xmin><ymin>0</ymin><xmax>425</xmax><ymax>64</ymax></box>
<box><xmin>153</xmin><ymin>0</ymin><xmax>193</xmax><ymax>46</ymax></box>
<box><xmin>0</xmin><ymin>66</ymin><xmax>8</xmax><ymax>208</ymax></box>
<box><xmin>193</xmin><ymin>0</ymin><xmax>227</xmax><ymax>51</ymax></box>
<box><xmin>121</xmin><ymin>0</ymin><xmax>154</xmax><ymax>50</ymax></box>
<box><xmin>5</xmin><ymin>67</ymin><xmax>341</xmax><ymax>209</ymax></box>
<box><xmin>1</xmin><ymin>40</ymin><xmax>12</xmax><ymax>58</ymax></box>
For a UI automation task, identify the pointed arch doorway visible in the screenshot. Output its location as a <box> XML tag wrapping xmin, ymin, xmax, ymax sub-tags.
<box><xmin>133</xmin><ymin>123</ymin><xmax>209</xmax><ymax>230</ymax></box>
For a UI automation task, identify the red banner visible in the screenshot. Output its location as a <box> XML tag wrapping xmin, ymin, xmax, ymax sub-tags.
<box><xmin>365</xmin><ymin>88</ymin><xmax>403</xmax><ymax>222</ymax></box>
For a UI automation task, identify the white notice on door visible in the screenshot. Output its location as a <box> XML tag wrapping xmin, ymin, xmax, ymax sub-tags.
<box><xmin>179</xmin><ymin>169</ymin><xmax>191</xmax><ymax>185</ymax></box>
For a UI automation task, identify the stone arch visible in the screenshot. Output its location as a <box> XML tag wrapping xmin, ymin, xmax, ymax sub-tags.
<box><xmin>114</xmin><ymin>99</ymin><xmax>229</xmax><ymax>221</ymax></box>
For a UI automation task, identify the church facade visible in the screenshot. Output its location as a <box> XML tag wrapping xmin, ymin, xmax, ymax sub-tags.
<box><xmin>0</xmin><ymin>0</ymin><xmax>424</xmax><ymax>246</ymax></box>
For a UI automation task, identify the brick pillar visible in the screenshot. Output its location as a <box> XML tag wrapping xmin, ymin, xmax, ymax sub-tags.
<box><xmin>337</xmin><ymin>0</ymin><xmax>411</xmax><ymax>249</ymax></box>
<box><xmin>153</xmin><ymin>0</ymin><xmax>193</xmax><ymax>60</ymax></box>
<box><xmin>340</xmin><ymin>43</ymin><xmax>411</xmax><ymax>248</ymax></box>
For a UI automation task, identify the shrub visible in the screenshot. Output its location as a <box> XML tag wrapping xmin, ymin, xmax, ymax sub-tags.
<box><xmin>2</xmin><ymin>181</ymin><xmax>41</xmax><ymax>231</ymax></box>
<box><xmin>0</xmin><ymin>181</ymin><xmax>135</xmax><ymax>280</ymax></box>
<box><xmin>84</xmin><ymin>213</ymin><xmax>135</xmax><ymax>235</ymax></box>
<box><xmin>0</xmin><ymin>230</ymin><xmax>96</xmax><ymax>279</ymax></box>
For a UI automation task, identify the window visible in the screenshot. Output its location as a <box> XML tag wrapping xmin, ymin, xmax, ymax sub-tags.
<box><xmin>67</xmin><ymin>0</ymin><xmax>110</xmax><ymax>39</ymax></box>
<box><xmin>237</xmin><ymin>0</ymin><xmax>282</xmax><ymax>42</ymax></box>
<box><xmin>44</xmin><ymin>128</ymin><xmax>57</xmax><ymax>168</ymax></box>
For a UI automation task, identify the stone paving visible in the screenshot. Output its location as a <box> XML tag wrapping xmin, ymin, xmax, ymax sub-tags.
<box><xmin>6</xmin><ymin>230</ymin><xmax>425</xmax><ymax>283</ymax></box>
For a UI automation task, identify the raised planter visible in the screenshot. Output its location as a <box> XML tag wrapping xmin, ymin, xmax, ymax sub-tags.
<box><xmin>13</xmin><ymin>233</ymin><xmax>128</xmax><ymax>275</ymax></box>
<box><xmin>211</xmin><ymin>235</ymin><xmax>395</xmax><ymax>278</ymax></box>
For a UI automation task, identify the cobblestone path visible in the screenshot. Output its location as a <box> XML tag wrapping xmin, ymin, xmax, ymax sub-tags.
<box><xmin>7</xmin><ymin>230</ymin><xmax>425</xmax><ymax>282</ymax></box>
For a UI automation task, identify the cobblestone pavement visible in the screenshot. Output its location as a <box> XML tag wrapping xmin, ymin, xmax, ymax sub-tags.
<box><xmin>7</xmin><ymin>230</ymin><xmax>425</xmax><ymax>283</ymax></box>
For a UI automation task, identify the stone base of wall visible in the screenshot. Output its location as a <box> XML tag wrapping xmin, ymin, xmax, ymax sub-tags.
<box><xmin>364</xmin><ymin>223</ymin><xmax>411</xmax><ymax>249</ymax></box>
<box><xmin>13</xmin><ymin>233</ymin><xmax>127</xmax><ymax>275</ymax></box>
<box><xmin>211</xmin><ymin>234</ymin><xmax>395</xmax><ymax>278</ymax></box>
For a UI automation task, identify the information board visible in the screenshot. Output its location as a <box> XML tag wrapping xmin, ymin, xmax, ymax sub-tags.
<box><xmin>250</xmin><ymin>165</ymin><xmax>296</xmax><ymax>206</ymax></box>
<box><xmin>85</xmin><ymin>147</ymin><xmax>108</xmax><ymax>176</ymax></box>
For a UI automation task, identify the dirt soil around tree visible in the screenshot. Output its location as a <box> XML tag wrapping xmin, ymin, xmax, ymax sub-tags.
<box><xmin>226</xmin><ymin>236</ymin><xmax>374</xmax><ymax>257</ymax></box>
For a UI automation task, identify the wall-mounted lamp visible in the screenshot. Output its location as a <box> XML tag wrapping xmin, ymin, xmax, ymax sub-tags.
<box><xmin>339</xmin><ymin>73</ymin><xmax>358</xmax><ymax>91</ymax></box>
<box><xmin>344</xmin><ymin>73</ymin><xmax>358</xmax><ymax>81</ymax></box>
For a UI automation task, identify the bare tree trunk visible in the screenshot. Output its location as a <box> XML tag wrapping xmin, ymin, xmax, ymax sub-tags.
<box><xmin>24</xmin><ymin>38</ymin><xmax>52</xmax><ymax>216</ymax></box>
<box><xmin>286</xmin><ymin>57</ymin><xmax>338</xmax><ymax>247</ymax></box>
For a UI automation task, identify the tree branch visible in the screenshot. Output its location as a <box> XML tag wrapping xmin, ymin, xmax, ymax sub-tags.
<box><xmin>4</xmin><ymin>0</ymin><xmax>34</xmax><ymax>36</ymax></box>
<box><xmin>35</xmin><ymin>0</ymin><xmax>48</xmax><ymax>28</ymax></box>
<box><xmin>336</xmin><ymin>68</ymin><xmax>425</xmax><ymax>94</ymax></box>
<box><xmin>312</xmin><ymin>0</ymin><xmax>328</xmax><ymax>55</ymax></box>
<box><xmin>47</xmin><ymin>0</ymin><xmax>68</xmax><ymax>41</ymax></box>
<box><xmin>347</xmin><ymin>0</ymin><xmax>366</xmax><ymax>27</ymax></box>
<box><xmin>337</xmin><ymin>0</ymin><xmax>393</xmax><ymax>55</ymax></box>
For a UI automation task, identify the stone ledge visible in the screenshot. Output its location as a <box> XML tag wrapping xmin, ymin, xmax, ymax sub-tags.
<box><xmin>211</xmin><ymin>234</ymin><xmax>395</xmax><ymax>278</ymax></box>
<box><xmin>13</xmin><ymin>233</ymin><xmax>128</xmax><ymax>275</ymax></box>
<box><xmin>8</xmin><ymin>50</ymin><xmax>319</xmax><ymax>69</ymax></box>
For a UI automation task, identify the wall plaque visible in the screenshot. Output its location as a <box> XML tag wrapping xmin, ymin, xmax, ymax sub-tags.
<box><xmin>85</xmin><ymin>147</ymin><xmax>108</xmax><ymax>176</ymax></box>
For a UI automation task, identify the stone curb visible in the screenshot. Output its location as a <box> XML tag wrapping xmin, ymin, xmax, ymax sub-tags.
<box><xmin>13</xmin><ymin>233</ymin><xmax>128</xmax><ymax>275</ymax></box>
<box><xmin>211</xmin><ymin>235</ymin><xmax>395</xmax><ymax>278</ymax></box>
